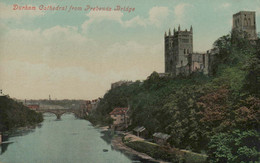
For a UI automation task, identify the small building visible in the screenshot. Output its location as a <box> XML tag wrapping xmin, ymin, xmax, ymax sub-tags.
<box><xmin>153</xmin><ymin>132</ymin><xmax>171</xmax><ymax>145</ymax></box>
<box><xmin>27</xmin><ymin>104</ymin><xmax>39</xmax><ymax>110</ymax></box>
<box><xmin>91</xmin><ymin>99</ymin><xmax>100</xmax><ymax>110</ymax></box>
<box><xmin>84</xmin><ymin>98</ymin><xmax>100</xmax><ymax>114</ymax></box>
<box><xmin>109</xmin><ymin>107</ymin><xmax>129</xmax><ymax>126</ymax></box>
<box><xmin>133</xmin><ymin>126</ymin><xmax>148</xmax><ymax>138</ymax></box>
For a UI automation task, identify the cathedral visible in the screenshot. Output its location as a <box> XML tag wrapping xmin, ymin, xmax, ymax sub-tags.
<box><xmin>164</xmin><ymin>25</ymin><xmax>210</xmax><ymax>76</ymax></box>
<box><xmin>164</xmin><ymin>11</ymin><xmax>257</xmax><ymax>77</ymax></box>
<box><xmin>232</xmin><ymin>11</ymin><xmax>257</xmax><ymax>40</ymax></box>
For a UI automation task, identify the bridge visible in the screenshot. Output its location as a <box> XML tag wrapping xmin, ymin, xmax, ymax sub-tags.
<box><xmin>36</xmin><ymin>108</ymin><xmax>85</xmax><ymax>119</ymax></box>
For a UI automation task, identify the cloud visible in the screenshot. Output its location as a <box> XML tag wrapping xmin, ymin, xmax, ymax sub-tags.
<box><xmin>0</xmin><ymin>2</ymin><xmax>45</xmax><ymax>19</ymax></box>
<box><xmin>81</xmin><ymin>10</ymin><xmax>124</xmax><ymax>31</ymax></box>
<box><xmin>174</xmin><ymin>3</ymin><xmax>191</xmax><ymax>17</ymax></box>
<box><xmin>0</xmin><ymin>40</ymin><xmax>163</xmax><ymax>99</ymax></box>
<box><xmin>148</xmin><ymin>7</ymin><xmax>169</xmax><ymax>27</ymax></box>
<box><xmin>125</xmin><ymin>6</ymin><xmax>169</xmax><ymax>27</ymax></box>
<box><xmin>0</xmin><ymin>4</ymin><xmax>168</xmax><ymax>99</ymax></box>
<box><xmin>0</xmin><ymin>25</ymin><xmax>101</xmax><ymax>75</ymax></box>
<box><xmin>174</xmin><ymin>3</ymin><xmax>193</xmax><ymax>24</ymax></box>
<box><xmin>0</xmin><ymin>23</ymin><xmax>164</xmax><ymax>99</ymax></box>
<box><xmin>221</xmin><ymin>3</ymin><xmax>231</xmax><ymax>8</ymax></box>
<box><xmin>82</xmin><ymin>6</ymin><xmax>170</xmax><ymax>31</ymax></box>
<box><xmin>124</xmin><ymin>16</ymin><xmax>147</xmax><ymax>27</ymax></box>
<box><xmin>0</xmin><ymin>60</ymin><xmax>109</xmax><ymax>99</ymax></box>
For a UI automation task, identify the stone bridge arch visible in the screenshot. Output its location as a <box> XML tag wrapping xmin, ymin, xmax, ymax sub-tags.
<box><xmin>36</xmin><ymin>109</ymin><xmax>83</xmax><ymax>119</ymax></box>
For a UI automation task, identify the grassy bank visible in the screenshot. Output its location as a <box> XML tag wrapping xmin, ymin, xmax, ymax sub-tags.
<box><xmin>123</xmin><ymin>137</ymin><xmax>207</xmax><ymax>163</ymax></box>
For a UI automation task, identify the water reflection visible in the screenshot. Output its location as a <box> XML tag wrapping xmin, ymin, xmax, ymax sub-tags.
<box><xmin>0</xmin><ymin>124</ymin><xmax>42</xmax><ymax>155</ymax></box>
<box><xmin>0</xmin><ymin>134</ymin><xmax>13</xmax><ymax>155</ymax></box>
<box><xmin>0</xmin><ymin>113</ymin><xmax>158</xmax><ymax>163</ymax></box>
<box><xmin>0</xmin><ymin>113</ymin><xmax>134</xmax><ymax>163</ymax></box>
<box><xmin>100</xmin><ymin>130</ymin><xmax>114</xmax><ymax>145</ymax></box>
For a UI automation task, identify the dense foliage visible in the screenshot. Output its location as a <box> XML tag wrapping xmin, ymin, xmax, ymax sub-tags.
<box><xmin>208</xmin><ymin>130</ymin><xmax>259</xmax><ymax>163</ymax></box>
<box><xmin>0</xmin><ymin>96</ymin><xmax>43</xmax><ymax>132</ymax></box>
<box><xmin>88</xmin><ymin>34</ymin><xmax>260</xmax><ymax>162</ymax></box>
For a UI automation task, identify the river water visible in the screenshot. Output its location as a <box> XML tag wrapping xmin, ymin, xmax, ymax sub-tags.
<box><xmin>0</xmin><ymin>114</ymin><xmax>140</xmax><ymax>163</ymax></box>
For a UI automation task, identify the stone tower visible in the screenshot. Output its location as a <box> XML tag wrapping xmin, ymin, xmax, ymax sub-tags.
<box><xmin>232</xmin><ymin>11</ymin><xmax>257</xmax><ymax>40</ymax></box>
<box><xmin>164</xmin><ymin>25</ymin><xmax>193</xmax><ymax>76</ymax></box>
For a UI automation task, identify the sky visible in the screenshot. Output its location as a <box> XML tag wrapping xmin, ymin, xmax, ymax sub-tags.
<box><xmin>0</xmin><ymin>0</ymin><xmax>260</xmax><ymax>100</ymax></box>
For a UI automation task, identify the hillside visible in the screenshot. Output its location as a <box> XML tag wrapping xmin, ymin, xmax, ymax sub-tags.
<box><xmin>88</xmin><ymin>34</ymin><xmax>260</xmax><ymax>162</ymax></box>
<box><xmin>0</xmin><ymin>96</ymin><xmax>43</xmax><ymax>132</ymax></box>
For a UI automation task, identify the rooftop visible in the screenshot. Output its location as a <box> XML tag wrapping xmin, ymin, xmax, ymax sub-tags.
<box><xmin>133</xmin><ymin>126</ymin><xmax>146</xmax><ymax>132</ymax></box>
<box><xmin>233</xmin><ymin>11</ymin><xmax>255</xmax><ymax>16</ymax></box>
<box><xmin>153</xmin><ymin>132</ymin><xmax>171</xmax><ymax>140</ymax></box>
<box><xmin>109</xmin><ymin>107</ymin><xmax>128</xmax><ymax>115</ymax></box>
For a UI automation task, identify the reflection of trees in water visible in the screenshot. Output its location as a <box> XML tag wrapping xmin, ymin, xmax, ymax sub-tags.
<box><xmin>0</xmin><ymin>135</ymin><xmax>12</xmax><ymax>155</ymax></box>
<box><xmin>100</xmin><ymin>130</ymin><xmax>114</xmax><ymax>145</ymax></box>
<box><xmin>0</xmin><ymin>124</ymin><xmax>42</xmax><ymax>155</ymax></box>
<box><xmin>1</xmin><ymin>142</ymin><xmax>13</xmax><ymax>155</ymax></box>
<box><xmin>100</xmin><ymin>130</ymin><xmax>155</xmax><ymax>163</ymax></box>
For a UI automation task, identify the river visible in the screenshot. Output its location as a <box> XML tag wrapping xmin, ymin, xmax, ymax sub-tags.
<box><xmin>0</xmin><ymin>113</ymin><xmax>141</xmax><ymax>163</ymax></box>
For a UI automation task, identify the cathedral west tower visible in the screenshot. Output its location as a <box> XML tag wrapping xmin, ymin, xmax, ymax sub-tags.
<box><xmin>232</xmin><ymin>11</ymin><xmax>257</xmax><ymax>40</ymax></box>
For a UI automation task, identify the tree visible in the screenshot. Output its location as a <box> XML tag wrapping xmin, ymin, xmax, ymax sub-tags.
<box><xmin>208</xmin><ymin>130</ymin><xmax>260</xmax><ymax>163</ymax></box>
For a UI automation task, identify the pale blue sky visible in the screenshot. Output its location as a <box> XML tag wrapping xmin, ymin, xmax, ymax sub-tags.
<box><xmin>0</xmin><ymin>0</ymin><xmax>259</xmax><ymax>99</ymax></box>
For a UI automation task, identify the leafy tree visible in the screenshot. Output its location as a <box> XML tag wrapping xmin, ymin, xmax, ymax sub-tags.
<box><xmin>208</xmin><ymin>130</ymin><xmax>260</xmax><ymax>163</ymax></box>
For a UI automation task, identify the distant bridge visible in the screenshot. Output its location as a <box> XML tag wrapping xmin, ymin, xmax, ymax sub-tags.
<box><xmin>36</xmin><ymin>108</ymin><xmax>85</xmax><ymax>119</ymax></box>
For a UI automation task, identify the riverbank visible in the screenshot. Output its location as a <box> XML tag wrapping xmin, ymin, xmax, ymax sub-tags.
<box><xmin>111</xmin><ymin>132</ymin><xmax>208</xmax><ymax>163</ymax></box>
<box><xmin>93</xmin><ymin>124</ymin><xmax>163</xmax><ymax>162</ymax></box>
<box><xmin>111</xmin><ymin>134</ymin><xmax>168</xmax><ymax>163</ymax></box>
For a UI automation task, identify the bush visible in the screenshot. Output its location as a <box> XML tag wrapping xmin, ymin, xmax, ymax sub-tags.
<box><xmin>0</xmin><ymin>96</ymin><xmax>43</xmax><ymax>132</ymax></box>
<box><xmin>207</xmin><ymin>130</ymin><xmax>260</xmax><ymax>163</ymax></box>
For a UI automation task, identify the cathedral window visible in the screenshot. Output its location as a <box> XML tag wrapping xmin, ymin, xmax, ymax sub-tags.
<box><xmin>182</xmin><ymin>39</ymin><xmax>189</xmax><ymax>43</ymax></box>
<box><xmin>236</xmin><ymin>19</ymin><xmax>239</xmax><ymax>27</ymax></box>
<box><xmin>244</xmin><ymin>18</ymin><xmax>248</xmax><ymax>26</ymax></box>
<box><xmin>184</xmin><ymin>49</ymin><xmax>186</xmax><ymax>54</ymax></box>
<box><xmin>170</xmin><ymin>40</ymin><xmax>173</xmax><ymax>47</ymax></box>
<box><xmin>248</xmin><ymin>18</ymin><xmax>251</xmax><ymax>26</ymax></box>
<box><xmin>203</xmin><ymin>54</ymin><xmax>205</xmax><ymax>65</ymax></box>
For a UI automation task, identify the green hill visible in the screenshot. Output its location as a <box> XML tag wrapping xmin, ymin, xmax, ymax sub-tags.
<box><xmin>0</xmin><ymin>96</ymin><xmax>43</xmax><ymax>132</ymax></box>
<box><xmin>88</xmin><ymin>34</ymin><xmax>260</xmax><ymax>162</ymax></box>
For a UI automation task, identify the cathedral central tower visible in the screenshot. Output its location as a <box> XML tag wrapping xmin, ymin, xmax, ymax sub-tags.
<box><xmin>164</xmin><ymin>25</ymin><xmax>193</xmax><ymax>76</ymax></box>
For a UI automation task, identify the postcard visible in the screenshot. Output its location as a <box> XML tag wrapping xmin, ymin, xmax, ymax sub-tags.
<box><xmin>0</xmin><ymin>0</ymin><xmax>259</xmax><ymax>163</ymax></box>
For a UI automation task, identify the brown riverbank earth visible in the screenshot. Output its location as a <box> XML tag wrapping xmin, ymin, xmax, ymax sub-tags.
<box><xmin>111</xmin><ymin>133</ymin><xmax>170</xmax><ymax>163</ymax></box>
<box><xmin>112</xmin><ymin>132</ymin><xmax>207</xmax><ymax>163</ymax></box>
